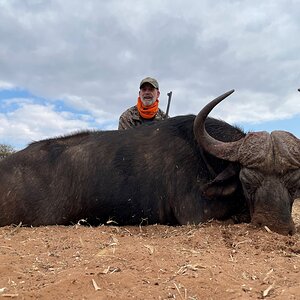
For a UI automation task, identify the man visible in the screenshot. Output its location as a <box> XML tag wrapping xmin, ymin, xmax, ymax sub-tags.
<box><xmin>118</xmin><ymin>77</ymin><xmax>167</xmax><ymax>130</ymax></box>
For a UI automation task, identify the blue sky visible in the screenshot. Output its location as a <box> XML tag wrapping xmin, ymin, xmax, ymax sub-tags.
<box><xmin>0</xmin><ymin>0</ymin><xmax>300</xmax><ymax>150</ymax></box>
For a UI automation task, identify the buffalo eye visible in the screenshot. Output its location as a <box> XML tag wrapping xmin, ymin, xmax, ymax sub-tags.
<box><xmin>239</xmin><ymin>168</ymin><xmax>261</xmax><ymax>197</ymax></box>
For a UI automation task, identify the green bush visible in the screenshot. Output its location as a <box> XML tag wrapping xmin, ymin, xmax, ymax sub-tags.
<box><xmin>0</xmin><ymin>144</ymin><xmax>16</xmax><ymax>160</ymax></box>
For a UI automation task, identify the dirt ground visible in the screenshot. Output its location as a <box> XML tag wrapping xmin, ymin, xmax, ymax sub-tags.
<box><xmin>0</xmin><ymin>201</ymin><xmax>299</xmax><ymax>300</ymax></box>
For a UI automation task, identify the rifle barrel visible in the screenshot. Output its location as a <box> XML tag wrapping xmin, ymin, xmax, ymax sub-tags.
<box><xmin>166</xmin><ymin>91</ymin><xmax>172</xmax><ymax>117</ymax></box>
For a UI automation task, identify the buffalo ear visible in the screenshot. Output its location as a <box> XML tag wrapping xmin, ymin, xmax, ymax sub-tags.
<box><xmin>203</xmin><ymin>181</ymin><xmax>238</xmax><ymax>198</ymax></box>
<box><xmin>202</xmin><ymin>164</ymin><xmax>240</xmax><ymax>198</ymax></box>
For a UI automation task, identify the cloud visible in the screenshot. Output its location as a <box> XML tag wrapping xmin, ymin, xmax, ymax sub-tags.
<box><xmin>0</xmin><ymin>0</ymin><xmax>299</xmax><ymax>149</ymax></box>
<box><xmin>0</xmin><ymin>81</ymin><xmax>15</xmax><ymax>90</ymax></box>
<box><xmin>0</xmin><ymin>98</ymin><xmax>95</xmax><ymax>149</ymax></box>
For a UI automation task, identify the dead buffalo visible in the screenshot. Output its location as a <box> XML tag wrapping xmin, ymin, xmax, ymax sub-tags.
<box><xmin>0</xmin><ymin>90</ymin><xmax>298</xmax><ymax>235</ymax></box>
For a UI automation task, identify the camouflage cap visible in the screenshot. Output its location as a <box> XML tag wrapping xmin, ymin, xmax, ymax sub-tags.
<box><xmin>139</xmin><ymin>77</ymin><xmax>159</xmax><ymax>89</ymax></box>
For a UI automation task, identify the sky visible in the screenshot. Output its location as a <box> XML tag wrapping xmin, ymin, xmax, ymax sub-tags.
<box><xmin>0</xmin><ymin>0</ymin><xmax>299</xmax><ymax>150</ymax></box>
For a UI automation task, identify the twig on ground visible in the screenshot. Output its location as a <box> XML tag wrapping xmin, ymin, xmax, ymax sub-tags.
<box><xmin>174</xmin><ymin>282</ymin><xmax>186</xmax><ymax>300</ymax></box>
<box><xmin>92</xmin><ymin>279</ymin><xmax>101</xmax><ymax>291</ymax></box>
<box><xmin>262</xmin><ymin>282</ymin><xmax>275</xmax><ymax>298</ymax></box>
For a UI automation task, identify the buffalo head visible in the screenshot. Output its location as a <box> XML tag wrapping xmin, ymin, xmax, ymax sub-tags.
<box><xmin>194</xmin><ymin>90</ymin><xmax>300</xmax><ymax>235</ymax></box>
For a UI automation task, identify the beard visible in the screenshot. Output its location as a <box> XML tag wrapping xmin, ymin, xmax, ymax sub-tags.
<box><xmin>141</xmin><ymin>96</ymin><xmax>155</xmax><ymax>106</ymax></box>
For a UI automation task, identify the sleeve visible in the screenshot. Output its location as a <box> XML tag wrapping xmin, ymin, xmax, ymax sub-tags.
<box><xmin>118</xmin><ymin>111</ymin><xmax>134</xmax><ymax>130</ymax></box>
<box><xmin>118</xmin><ymin>115</ymin><xmax>128</xmax><ymax>130</ymax></box>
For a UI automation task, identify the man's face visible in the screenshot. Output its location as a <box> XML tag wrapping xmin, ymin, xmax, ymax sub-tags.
<box><xmin>139</xmin><ymin>83</ymin><xmax>160</xmax><ymax>106</ymax></box>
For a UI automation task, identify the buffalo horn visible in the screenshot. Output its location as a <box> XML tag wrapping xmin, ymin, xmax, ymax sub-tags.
<box><xmin>193</xmin><ymin>90</ymin><xmax>244</xmax><ymax>162</ymax></box>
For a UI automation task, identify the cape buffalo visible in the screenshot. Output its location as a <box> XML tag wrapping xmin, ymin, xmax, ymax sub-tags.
<box><xmin>0</xmin><ymin>90</ymin><xmax>298</xmax><ymax>235</ymax></box>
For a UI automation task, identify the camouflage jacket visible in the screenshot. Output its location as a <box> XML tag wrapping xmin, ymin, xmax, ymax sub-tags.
<box><xmin>118</xmin><ymin>105</ymin><xmax>167</xmax><ymax>130</ymax></box>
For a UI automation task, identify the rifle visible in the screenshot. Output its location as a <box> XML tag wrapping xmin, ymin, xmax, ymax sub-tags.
<box><xmin>166</xmin><ymin>91</ymin><xmax>172</xmax><ymax>118</ymax></box>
